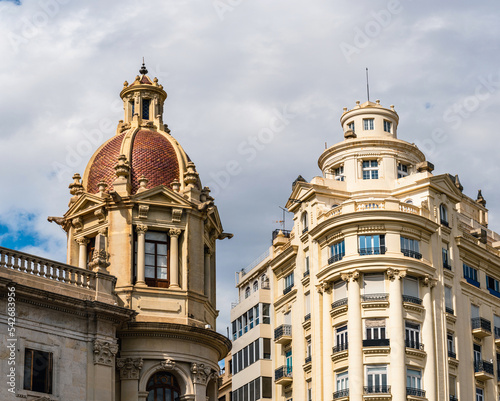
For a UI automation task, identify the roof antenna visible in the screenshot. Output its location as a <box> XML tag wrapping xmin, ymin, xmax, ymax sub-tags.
<box><xmin>139</xmin><ymin>57</ymin><xmax>148</xmax><ymax>75</ymax></box>
<box><xmin>366</xmin><ymin>68</ymin><xmax>370</xmax><ymax>102</ymax></box>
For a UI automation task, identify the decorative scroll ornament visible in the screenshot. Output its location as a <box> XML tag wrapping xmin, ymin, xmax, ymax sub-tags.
<box><xmin>138</xmin><ymin>205</ymin><xmax>150</xmax><ymax>219</ymax></box>
<box><xmin>72</xmin><ymin>216</ymin><xmax>83</xmax><ymax>231</ymax></box>
<box><xmin>386</xmin><ymin>268</ymin><xmax>406</xmax><ymax>281</ymax></box>
<box><xmin>94</xmin><ymin>207</ymin><xmax>106</xmax><ymax>223</ymax></box>
<box><xmin>341</xmin><ymin>270</ymin><xmax>360</xmax><ymax>282</ymax></box>
<box><xmin>93</xmin><ymin>339</ymin><xmax>118</xmax><ymax>366</ymax></box>
<box><xmin>172</xmin><ymin>208</ymin><xmax>183</xmax><ymax>223</ymax></box>
<box><xmin>422</xmin><ymin>274</ymin><xmax>437</xmax><ymax>288</ymax></box>
<box><xmin>117</xmin><ymin>357</ymin><xmax>143</xmax><ymax>380</ymax></box>
<box><xmin>160</xmin><ymin>358</ymin><xmax>175</xmax><ymax>370</ymax></box>
<box><xmin>191</xmin><ymin>362</ymin><xmax>211</xmax><ymax>385</ymax></box>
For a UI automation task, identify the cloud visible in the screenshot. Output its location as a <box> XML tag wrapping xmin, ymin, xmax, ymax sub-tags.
<box><xmin>1</xmin><ymin>0</ymin><xmax>500</xmax><ymax>335</ymax></box>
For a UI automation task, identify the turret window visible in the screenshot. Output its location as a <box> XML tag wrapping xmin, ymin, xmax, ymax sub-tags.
<box><xmin>142</xmin><ymin>98</ymin><xmax>151</xmax><ymax>120</ymax></box>
<box><xmin>363</xmin><ymin>118</ymin><xmax>374</xmax><ymax>130</ymax></box>
<box><xmin>347</xmin><ymin>122</ymin><xmax>355</xmax><ymax>132</ymax></box>
<box><xmin>334</xmin><ymin>166</ymin><xmax>345</xmax><ymax>181</ymax></box>
<box><xmin>397</xmin><ymin>163</ymin><xmax>408</xmax><ymax>178</ymax></box>
<box><xmin>362</xmin><ymin>160</ymin><xmax>378</xmax><ymax>179</ymax></box>
<box><xmin>130</xmin><ymin>100</ymin><xmax>135</xmax><ymax>116</ymax></box>
<box><xmin>383</xmin><ymin>120</ymin><xmax>392</xmax><ymax>133</ymax></box>
<box><xmin>137</xmin><ymin>231</ymin><xmax>170</xmax><ymax>288</ymax></box>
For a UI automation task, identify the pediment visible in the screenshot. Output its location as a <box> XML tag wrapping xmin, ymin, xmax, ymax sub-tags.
<box><xmin>133</xmin><ymin>186</ymin><xmax>193</xmax><ymax>208</ymax></box>
<box><xmin>65</xmin><ymin>193</ymin><xmax>106</xmax><ymax>217</ymax></box>
<box><xmin>429</xmin><ymin>174</ymin><xmax>463</xmax><ymax>203</ymax></box>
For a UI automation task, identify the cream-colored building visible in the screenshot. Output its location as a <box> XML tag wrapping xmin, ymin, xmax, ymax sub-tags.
<box><xmin>0</xmin><ymin>63</ymin><xmax>231</xmax><ymax>401</ymax></box>
<box><xmin>229</xmin><ymin>100</ymin><xmax>500</xmax><ymax>401</ymax></box>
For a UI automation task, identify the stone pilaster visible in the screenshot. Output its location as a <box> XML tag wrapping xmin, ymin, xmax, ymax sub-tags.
<box><xmin>136</xmin><ymin>225</ymin><xmax>148</xmax><ymax>286</ymax></box>
<box><xmin>117</xmin><ymin>357</ymin><xmax>143</xmax><ymax>401</ymax></box>
<box><xmin>422</xmin><ymin>276</ymin><xmax>437</xmax><ymax>401</ymax></box>
<box><xmin>169</xmin><ymin>228</ymin><xmax>181</xmax><ymax>288</ymax></box>
<box><xmin>76</xmin><ymin>237</ymin><xmax>89</xmax><ymax>269</ymax></box>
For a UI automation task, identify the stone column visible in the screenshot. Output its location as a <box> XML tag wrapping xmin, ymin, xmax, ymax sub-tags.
<box><xmin>422</xmin><ymin>276</ymin><xmax>437</xmax><ymax>401</ymax></box>
<box><xmin>136</xmin><ymin>225</ymin><xmax>148</xmax><ymax>286</ymax></box>
<box><xmin>342</xmin><ymin>271</ymin><xmax>362</xmax><ymax>401</ymax></box>
<box><xmin>92</xmin><ymin>340</ymin><xmax>118</xmax><ymax>401</ymax></box>
<box><xmin>322</xmin><ymin>283</ymin><xmax>334</xmax><ymax>400</ymax></box>
<box><xmin>387</xmin><ymin>268</ymin><xmax>406</xmax><ymax>401</ymax></box>
<box><xmin>169</xmin><ymin>228</ymin><xmax>182</xmax><ymax>288</ymax></box>
<box><xmin>76</xmin><ymin>238</ymin><xmax>89</xmax><ymax>269</ymax></box>
<box><xmin>117</xmin><ymin>357</ymin><xmax>143</xmax><ymax>401</ymax></box>
<box><xmin>191</xmin><ymin>363</ymin><xmax>210</xmax><ymax>401</ymax></box>
<box><xmin>204</xmin><ymin>248</ymin><xmax>211</xmax><ymax>299</ymax></box>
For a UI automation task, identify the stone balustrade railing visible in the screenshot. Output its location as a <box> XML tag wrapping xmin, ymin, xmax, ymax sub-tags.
<box><xmin>0</xmin><ymin>246</ymin><xmax>116</xmax><ymax>303</ymax></box>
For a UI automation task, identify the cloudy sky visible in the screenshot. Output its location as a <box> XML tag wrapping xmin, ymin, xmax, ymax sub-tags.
<box><xmin>1</xmin><ymin>0</ymin><xmax>499</xmax><ymax>333</ymax></box>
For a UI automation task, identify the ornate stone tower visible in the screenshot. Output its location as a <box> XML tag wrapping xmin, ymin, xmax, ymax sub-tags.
<box><xmin>61</xmin><ymin>63</ymin><xmax>231</xmax><ymax>401</ymax></box>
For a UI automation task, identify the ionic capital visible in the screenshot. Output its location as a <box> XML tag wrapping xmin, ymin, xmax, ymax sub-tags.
<box><xmin>136</xmin><ymin>224</ymin><xmax>149</xmax><ymax>234</ymax></box>
<box><xmin>422</xmin><ymin>275</ymin><xmax>437</xmax><ymax>288</ymax></box>
<box><xmin>387</xmin><ymin>268</ymin><xmax>406</xmax><ymax>281</ymax></box>
<box><xmin>341</xmin><ymin>270</ymin><xmax>360</xmax><ymax>283</ymax></box>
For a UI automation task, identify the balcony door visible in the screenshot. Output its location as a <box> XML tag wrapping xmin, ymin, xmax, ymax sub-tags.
<box><xmin>336</xmin><ymin>371</ymin><xmax>348</xmax><ymax>390</ymax></box>
<box><xmin>474</xmin><ymin>344</ymin><xmax>481</xmax><ymax>363</ymax></box>
<box><xmin>406</xmin><ymin>368</ymin><xmax>422</xmax><ymax>390</ymax></box>
<box><xmin>336</xmin><ymin>325</ymin><xmax>348</xmax><ymax>350</ymax></box>
<box><xmin>405</xmin><ymin>321</ymin><xmax>421</xmax><ymax>348</ymax></box>
<box><xmin>285</xmin><ymin>349</ymin><xmax>292</xmax><ymax>374</ymax></box>
<box><xmin>366</xmin><ymin>366</ymin><xmax>387</xmax><ymax>392</ymax></box>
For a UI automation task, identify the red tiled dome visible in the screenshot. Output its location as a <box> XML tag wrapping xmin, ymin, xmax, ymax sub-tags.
<box><xmin>85</xmin><ymin>129</ymin><xmax>180</xmax><ymax>195</ymax></box>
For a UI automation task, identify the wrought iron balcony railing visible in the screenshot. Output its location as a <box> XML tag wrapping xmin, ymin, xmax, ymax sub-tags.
<box><xmin>283</xmin><ymin>284</ymin><xmax>294</xmax><ymax>295</ymax></box>
<box><xmin>443</xmin><ymin>262</ymin><xmax>452</xmax><ymax>270</ymax></box>
<box><xmin>328</xmin><ymin>253</ymin><xmax>345</xmax><ymax>264</ymax></box>
<box><xmin>302</xmin><ymin>227</ymin><xmax>309</xmax><ymax>235</ymax></box>
<box><xmin>304</xmin><ymin>313</ymin><xmax>311</xmax><ymax>322</ymax></box>
<box><xmin>407</xmin><ymin>387</ymin><xmax>426</xmax><ymax>397</ymax></box>
<box><xmin>448</xmin><ymin>350</ymin><xmax>456</xmax><ymax>359</ymax></box>
<box><xmin>304</xmin><ymin>355</ymin><xmax>312</xmax><ymax>364</ymax></box>
<box><xmin>363</xmin><ymin>338</ymin><xmax>390</xmax><ymax>347</ymax></box>
<box><xmin>303</xmin><ymin>269</ymin><xmax>310</xmax><ymax>278</ymax></box>
<box><xmin>474</xmin><ymin>360</ymin><xmax>494</xmax><ymax>375</ymax></box>
<box><xmin>274</xmin><ymin>324</ymin><xmax>292</xmax><ymax>341</ymax></box>
<box><xmin>449</xmin><ymin>395</ymin><xmax>458</xmax><ymax>401</ymax></box>
<box><xmin>332</xmin><ymin>343</ymin><xmax>348</xmax><ymax>353</ymax></box>
<box><xmin>405</xmin><ymin>339</ymin><xmax>424</xmax><ymax>350</ymax></box>
<box><xmin>364</xmin><ymin>385</ymin><xmax>391</xmax><ymax>394</ymax></box>
<box><xmin>441</xmin><ymin>219</ymin><xmax>449</xmax><ymax>227</ymax></box>
<box><xmin>445</xmin><ymin>307</ymin><xmax>454</xmax><ymax>315</ymax></box>
<box><xmin>401</xmin><ymin>249</ymin><xmax>422</xmax><ymax>259</ymax></box>
<box><xmin>333</xmin><ymin>389</ymin><xmax>349</xmax><ymax>399</ymax></box>
<box><xmin>332</xmin><ymin>298</ymin><xmax>348</xmax><ymax>309</ymax></box>
<box><xmin>359</xmin><ymin>246</ymin><xmax>386</xmax><ymax>255</ymax></box>
<box><xmin>471</xmin><ymin>317</ymin><xmax>491</xmax><ymax>332</ymax></box>
<box><xmin>275</xmin><ymin>365</ymin><xmax>292</xmax><ymax>381</ymax></box>
<box><xmin>402</xmin><ymin>295</ymin><xmax>422</xmax><ymax>305</ymax></box>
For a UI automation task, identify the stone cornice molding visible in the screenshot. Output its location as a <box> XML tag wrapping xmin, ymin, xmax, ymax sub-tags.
<box><xmin>169</xmin><ymin>228</ymin><xmax>182</xmax><ymax>237</ymax></box>
<box><xmin>93</xmin><ymin>339</ymin><xmax>118</xmax><ymax>366</ymax></box>
<box><xmin>117</xmin><ymin>357</ymin><xmax>143</xmax><ymax>380</ymax></box>
<box><xmin>386</xmin><ymin>268</ymin><xmax>406</xmax><ymax>281</ymax></box>
<box><xmin>136</xmin><ymin>224</ymin><xmax>149</xmax><ymax>234</ymax></box>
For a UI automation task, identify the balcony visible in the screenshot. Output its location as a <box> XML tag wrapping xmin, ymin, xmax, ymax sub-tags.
<box><xmin>333</xmin><ymin>389</ymin><xmax>349</xmax><ymax>399</ymax></box>
<box><xmin>364</xmin><ymin>385</ymin><xmax>391</xmax><ymax>395</ymax></box>
<box><xmin>471</xmin><ymin>317</ymin><xmax>491</xmax><ymax>338</ymax></box>
<box><xmin>402</xmin><ymin>249</ymin><xmax>423</xmax><ymax>260</ymax></box>
<box><xmin>275</xmin><ymin>365</ymin><xmax>292</xmax><ymax>385</ymax></box>
<box><xmin>363</xmin><ymin>338</ymin><xmax>390</xmax><ymax>347</ymax></box>
<box><xmin>332</xmin><ymin>343</ymin><xmax>349</xmax><ymax>353</ymax></box>
<box><xmin>283</xmin><ymin>284</ymin><xmax>295</xmax><ymax>295</ymax></box>
<box><xmin>449</xmin><ymin>396</ymin><xmax>458</xmax><ymax>401</ymax></box>
<box><xmin>359</xmin><ymin>247</ymin><xmax>386</xmax><ymax>256</ymax></box>
<box><xmin>405</xmin><ymin>339</ymin><xmax>424</xmax><ymax>351</ymax></box>
<box><xmin>361</xmin><ymin>293</ymin><xmax>389</xmax><ymax>302</ymax></box>
<box><xmin>328</xmin><ymin>253</ymin><xmax>345</xmax><ymax>264</ymax></box>
<box><xmin>402</xmin><ymin>295</ymin><xmax>422</xmax><ymax>305</ymax></box>
<box><xmin>443</xmin><ymin>262</ymin><xmax>452</xmax><ymax>271</ymax></box>
<box><xmin>440</xmin><ymin>219</ymin><xmax>449</xmax><ymax>227</ymax></box>
<box><xmin>302</xmin><ymin>227</ymin><xmax>309</xmax><ymax>235</ymax></box>
<box><xmin>304</xmin><ymin>355</ymin><xmax>312</xmax><ymax>364</ymax></box>
<box><xmin>474</xmin><ymin>360</ymin><xmax>494</xmax><ymax>380</ymax></box>
<box><xmin>303</xmin><ymin>269</ymin><xmax>310</xmax><ymax>278</ymax></box>
<box><xmin>332</xmin><ymin>298</ymin><xmax>348</xmax><ymax>309</ymax></box>
<box><xmin>447</xmin><ymin>350</ymin><xmax>456</xmax><ymax>359</ymax></box>
<box><xmin>304</xmin><ymin>313</ymin><xmax>311</xmax><ymax>322</ymax></box>
<box><xmin>274</xmin><ymin>324</ymin><xmax>292</xmax><ymax>344</ymax></box>
<box><xmin>445</xmin><ymin>307</ymin><xmax>454</xmax><ymax>315</ymax></box>
<box><xmin>407</xmin><ymin>387</ymin><xmax>425</xmax><ymax>397</ymax></box>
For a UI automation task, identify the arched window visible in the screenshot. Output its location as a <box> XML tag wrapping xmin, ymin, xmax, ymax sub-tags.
<box><xmin>439</xmin><ymin>204</ymin><xmax>449</xmax><ymax>227</ymax></box>
<box><xmin>146</xmin><ymin>372</ymin><xmax>180</xmax><ymax>401</ymax></box>
<box><xmin>245</xmin><ymin>287</ymin><xmax>251</xmax><ymax>299</ymax></box>
<box><xmin>301</xmin><ymin>212</ymin><xmax>309</xmax><ymax>234</ymax></box>
<box><xmin>253</xmin><ymin>280</ymin><xmax>259</xmax><ymax>292</ymax></box>
<box><xmin>405</xmin><ymin>199</ymin><xmax>413</xmax><ymax>204</ymax></box>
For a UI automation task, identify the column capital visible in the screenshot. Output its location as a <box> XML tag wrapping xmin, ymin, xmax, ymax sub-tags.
<box><xmin>422</xmin><ymin>275</ymin><xmax>437</xmax><ymax>288</ymax></box>
<box><xmin>387</xmin><ymin>268</ymin><xmax>406</xmax><ymax>281</ymax></box>
<box><xmin>75</xmin><ymin>237</ymin><xmax>89</xmax><ymax>245</ymax></box>
<box><xmin>190</xmin><ymin>362</ymin><xmax>212</xmax><ymax>385</ymax></box>
<box><xmin>136</xmin><ymin>224</ymin><xmax>148</xmax><ymax>234</ymax></box>
<box><xmin>117</xmin><ymin>357</ymin><xmax>143</xmax><ymax>380</ymax></box>
<box><xmin>316</xmin><ymin>281</ymin><xmax>332</xmax><ymax>294</ymax></box>
<box><xmin>93</xmin><ymin>339</ymin><xmax>118</xmax><ymax>366</ymax></box>
<box><xmin>169</xmin><ymin>228</ymin><xmax>182</xmax><ymax>237</ymax></box>
<box><xmin>341</xmin><ymin>270</ymin><xmax>360</xmax><ymax>282</ymax></box>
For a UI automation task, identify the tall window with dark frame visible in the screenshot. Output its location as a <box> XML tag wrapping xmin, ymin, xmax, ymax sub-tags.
<box><xmin>24</xmin><ymin>348</ymin><xmax>53</xmax><ymax>394</ymax></box>
<box><xmin>439</xmin><ymin>204</ymin><xmax>448</xmax><ymax>227</ymax></box>
<box><xmin>146</xmin><ymin>371</ymin><xmax>180</xmax><ymax>401</ymax></box>
<box><xmin>135</xmin><ymin>231</ymin><xmax>170</xmax><ymax>288</ymax></box>
<box><xmin>142</xmin><ymin>98</ymin><xmax>151</xmax><ymax>120</ymax></box>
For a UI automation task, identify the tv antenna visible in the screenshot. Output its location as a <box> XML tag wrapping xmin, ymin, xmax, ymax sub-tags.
<box><xmin>366</xmin><ymin>67</ymin><xmax>370</xmax><ymax>102</ymax></box>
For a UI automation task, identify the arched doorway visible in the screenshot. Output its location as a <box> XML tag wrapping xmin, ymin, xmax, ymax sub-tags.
<box><xmin>146</xmin><ymin>371</ymin><xmax>181</xmax><ymax>401</ymax></box>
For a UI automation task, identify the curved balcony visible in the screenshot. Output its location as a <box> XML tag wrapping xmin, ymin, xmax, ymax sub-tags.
<box><xmin>359</xmin><ymin>247</ymin><xmax>386</xmax><ymax>256</ymax></box>
<box><xmin>364</xmin><ymin>385</ymin><xmax>391</xmax><ymax>394</ymax></box>
<box><xmin>332</xmin><ymin>343</ymin><xmax>348</xmax><ymax>362</ymax></box>
<box><xmin>332</xmin><ymin>298</ymin><xmax>348</xmax><ymax>309</ymax></box>
<box><xmin>328</xmin><ymin>253</ymin><xmax>345</xmax><ymax>264</ymax></box>
<box><xmin>407</xmin><ymin>387</ymin><xmax>425</xmax><ymax>397</ymax></box>
<box><xmin>402</xmin><ymin>295</ymin><xmax>422</xmax><ymax>305</ymax></box>
<box><xmin>401</xmin><ymin>249</ymin><xmax>422</xmax><ymax>260</ymax></box>
<box><xmin>333</xmin><ymin>389</ymin><xmax>349</xmax><ymax>399</ymax></box>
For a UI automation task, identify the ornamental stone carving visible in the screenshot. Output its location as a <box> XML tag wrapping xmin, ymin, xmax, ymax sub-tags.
<box><xmin>93</xmin><ymin>339</ymin><xmax>118</xmax><ymax>366</ymax></box>
<box><xmin>341</xmin><ymin>270</ymin><xmax>360</xmax><ymax>282</ymax></box>
<box><xmin>160</xmin><ymin>358</ymin><xmax>175</xmax><ymax>370</ymax></box>
<box><xmin>114</xmin><ymin>155</ymin><xmax>130</xmax><ymax>178</ymax></box>
<box><xmin>75</xmin><ymin>237</ymin><xmax>89</xmax><ymax>246</ymax></box>
<box><xmin>315</xmin><ymin>281</ymin><xmax>331</xmax><ymax>294</ymax></box>
<box><xmin>138</xmin><ymin>205</ymin><xmax>150</xmax><ymax>219</ymax></box>
<box><xmin>422</xmin><ymin>275</ymin><xmax>437</xmax><ymax>288</ymax></box>
<box><xmin>172</xmin><ymin>208</ymin><xmax>183</xmax><ymax>223</ymax></box>
<box><xmin>190</xmin><ymin>362</ymin><xmax>211</xmax><ymax>385</ymax></box>
<box><xmin>386</xmin><ymin>268</ymin><xmax>406</xmax><ymax>281</ymax></box>
<box><xmin>72</xmin><ymin>216</ymin><xmax>83</xmax><ymax>231</ymax></box>
<box><xmin>169</xmin><ymin>228</ymin><xmax>182</xmax><ymax>237</ymax></box>
<box><xmin>89</xmin><ymin>249</ymin><xmax>110</xmax><ymax>271</ymax></box>
<box><xmin>94</xmin><ymin>207</ymin><xmax>106</xmax><ymax>223</ymax></box>
<box><xmin>136</xmin><ymin>224</ymin><xmax>149</xmax><ymax>234</ymax></box>
<box><xmin>117</xmin><ymin>357</ymin><xmax>143</xmax><ymax>380</ymax></box>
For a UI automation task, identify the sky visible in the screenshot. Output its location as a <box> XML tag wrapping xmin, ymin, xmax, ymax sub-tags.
<box><xmin>0</xmin><ymin>0</ymin><xmax>499</xmax><ymax>334</ymax></box>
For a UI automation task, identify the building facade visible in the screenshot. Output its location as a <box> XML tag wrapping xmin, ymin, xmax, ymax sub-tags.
<box><xmin>0</xmin><ymin>64</ymin><xmax>231</xmax><ymax>401</ymax></box>
<box><xmin>226</xmin><ymin>100</ymin><xmax>500</xmax><ymax>401</ymax></box>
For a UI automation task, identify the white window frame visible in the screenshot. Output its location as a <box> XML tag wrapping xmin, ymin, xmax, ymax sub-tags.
<box><xmin>363</xmin><ymin>118</ymin><xmax>374</xmax><ymax>130</ymax></box>
<box><xmin>397</xmin><ymin>162</ymin><xmax>408</xmax><ymax>178</ymax></box>
<box><xmin>347</xmin><ymin>122</ymin><xmax>355</xmax><ymax>132</ymax></box>
<box><xmin>336</xmin><ymin>370</ymin><xmax>349</xmax><ymax>391</ymax></box>
<box><xmin>362</xmin><ymin>160</ymin><xmax>379</xmax><ymax>179</ymax></box>
<box><xmin>334</xmin><ymin>165</ymin><xmax>345</xmax><ymax>181</ymax></box>
<box><xmin>383</xmin><ymin>120</ymin><xmax>392</xmax><ymax>133</ymax></box>
<box><xmin>406</xmin><ymin>368</ymin><xmax>422</xmax><ymax>390</ymax></box>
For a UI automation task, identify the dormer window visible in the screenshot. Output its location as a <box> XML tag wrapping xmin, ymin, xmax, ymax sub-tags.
<box><xmin>397</xmin><ymin>163</ymin><xmax>409</xmax><ymax>178</ymax></box>
<box><xmin>383</xmin><ymin>120</ymin><xmax>392</xmax><ymax>133</ymax></box>
<box><xmin>142</xmin><ymin>98</ymin><xmax>151</xmax><ymax>120</ymax></box>
<box><xmin>362</xmin><ymin>160</ymin><xmax>378</xmax><ymax>179</ymax></box>
<box><xmin>347</xmin><ymin>122</ymin><xmax>355</xmax><ymax>132</ymax></box>
<box><xmin>334</xmin><ymin>166</ymin><xmax>345</xmax><ymax>181</ymax></box>
<box><xmin>363</xmin><ymin>118</ymin><xmax>374</xmax><ymax>130</ymax></box>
